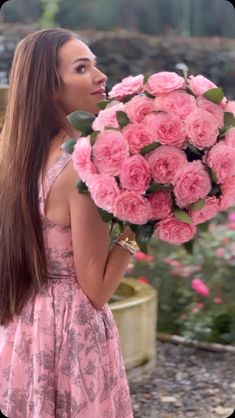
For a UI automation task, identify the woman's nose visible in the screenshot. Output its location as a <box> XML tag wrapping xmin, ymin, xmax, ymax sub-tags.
<box><xmin>93</xmin><ymin>67</ymin><xmax>107</xmax><ymax>84</ymax></box>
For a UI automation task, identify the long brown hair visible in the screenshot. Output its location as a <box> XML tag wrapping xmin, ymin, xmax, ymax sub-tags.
<box><xmin>0</xmin><ymin>28</ymin><xmax>77</xmax><ymax>325</ymax></box>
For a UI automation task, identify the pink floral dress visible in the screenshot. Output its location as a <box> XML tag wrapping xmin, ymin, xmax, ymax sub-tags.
<box><xmin>0</xmin><ymin>152</ymin><xmax>133</xmax><ymax>418</ymax></box>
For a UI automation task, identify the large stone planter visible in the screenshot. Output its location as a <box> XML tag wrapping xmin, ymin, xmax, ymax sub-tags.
<box><xmin>109</xmin><ymin>278</ymin><xmax>157</xmax><ymax>376</ymax></box>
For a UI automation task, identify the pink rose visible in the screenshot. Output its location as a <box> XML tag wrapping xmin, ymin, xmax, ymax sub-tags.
<box><xmin>191</xmin><ymin>278</ymin><xmax>209</xmax><ymax>297</ymax></box>
<box><xmin>92</xmin><ymin>102</ymin><xmax>125</xmax><ymax>131</ymax></box>
<box><xmin>144</xmin><ymin>112</ymin><xmax>186</xmax><ymax>147</ymax></box>
<box><xmin>113</xmin><ymin>191</ymin><xmax>152</xmax><ymax>224</ymax></box>
<box><xmin>123</xmin><ymin>122</ymin><xmax>154</xmax><ymax>154</ymax></box>
<box><xmin>188</xmin><ymin>75</ymin><xmax>217</xmax><ymax>97</ymax></box>
<box><xmin>185</xmin><ymin>108</ymin><xmax>219</xmax><ymax>149</ymax></box>
<box><xmin>225</xmin><ymin>100</ymin><xmax>235</xmax><ymax>116</ymax></box>
<box><xmin>108</xmin><ymin>75</ymin><xmax>144</xmax><ymax>100</ymax></box>
<box><xmin>155</xmin><ymin>216</ymin><xmax>197</xmax><ymax>244</ymax></box>
<box><xmin>93</xmin><ymin>131</ymin><xmax>129</xmax><ymax>176</ymax></box>
<box><xmin>134</xmin><ymin>252</ymin><xmax>155</xmax><ymax>262</ymax></box>
<box><xmin>72</xmin><ymin>136</ymin><xmax>97</xmax><ymax>184</ymax></box>
<box><xmin>89</xmin><ymin>174</ymin><xmax>120</xmax><ymax>212</ymax></box>
<box><xmin>206</xmin><ymin>142</ymin><xmax>235</xmax><ymax>183</ymax></box>
<box><xmin>173</xmin><ymin>161</ymin><xmax>211</xmax><ymax>208</ymax></box>
<box><xmin>145</xmin><ymin>72</ymin><xmax>185</xmax><ymax>96</ymax></box>
<box><xmin>146</xmin><ymin>145</ymin><xmax>187</xmax><ymax>184</ymax></box>
<box><xmin>149</xmin><ymin>190</ymin><xmax>172</xmax><ymax>220</ymax></box>
<box><xmin>119</xmin><ymin>154</ymin><xmax>151</xmax><ymax>193</ymax></box>
<box><xmin>125</xmin><ymin>95</ymin><xmax>155</xmax><ymax>123</ymax></box>
<box><xmin>219</xmin><ymin>176</ymin><xmax>235</xmax><ymax>210</ymax></box>
<box><xmin>224</xmin><ymin>128</ymin><xmax>235</xmax><ymax>147</ymax></box>
<box><xmin>188</xmin><ymin>197</ymin><xmax>219</xmax><ymax>225</ymax></box>
<box><xmin>191</xmin><ymin>302</ymin><xmax>205</xmax><ymax>313</ymax></box>
<box><xmin>154</xmin><ymin>90</ymin><xmax>196</xmax><ymax>119</ymax></box>
<box><xmin>197</xmin><ymin>96</ymin><xmax>224</xmax><ymax>128</ymax></box>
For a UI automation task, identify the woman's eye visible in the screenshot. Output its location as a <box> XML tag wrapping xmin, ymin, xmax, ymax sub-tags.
<box><xmin>76</xmin><ymin>65</ymin><xmax>86</xmax><ymax>74</ymax></box>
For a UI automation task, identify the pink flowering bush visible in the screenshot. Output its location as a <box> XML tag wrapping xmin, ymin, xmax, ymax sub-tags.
<box><xmin>63</xmin><ymin>70</ymin><xmax>235</xmax><ymax>252</ymax></box>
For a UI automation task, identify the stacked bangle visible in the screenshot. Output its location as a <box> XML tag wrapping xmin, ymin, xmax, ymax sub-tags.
<box><xmin>116</xmin><ymin>237</ymin><xmax>139</xmax><ymax>255</ymax></box>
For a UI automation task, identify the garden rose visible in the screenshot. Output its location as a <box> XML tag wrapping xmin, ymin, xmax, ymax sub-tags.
<box><xmin>144</xmin><ymin>112</ymin><xmax>186</xmax><ymax>147</ymax></box>
<box><xmin>119</xmin><ymin>154</ymin><xmax>151</xmax><ymax>193</ymax></box>
<box><xmin>225</xmin><ymin>100</ymin><xmax>235</xmax><ymax>116</ymax></box>
<box><xmin>219</xmin><ymin>176</ymin><xmax>235</xmax><ymax>210</ymax></box>
<box><xmin>146</xmin><ymin>145</ymin><xmax>187</xmax><ymax>184</ymax></box>
<box><xmin>155</xmin><ymin>216</ymin><xmax>197</xmax><ymax>244</ymax></box>
<box><xmin>72</xmin><ymin>136</ymin><xmax>97</xmax><ymax>184</ymax></box>
<box><xmin>149</xmin><ymin>190</ymin><xmax>172</xmax><ymax>220</ymax></box>
<box><xmin>113</xmin><ymin>191</ymin><xmax>152</xmax><ymax>224</ymax></box>
<box><xmin>185</xmin><ymin>108</ymin><xmax>219</xmax><ymax>149</ymax></box>
<box><xmin>191</xmin><ymin>278</ymin><xmax>209</xmax><ymax>297</ymax></box>
<box><xmin>145</xmin><ymin>71</ymin><xmax>185</xmax><ymax>96</ymax></box>
<box><xmin>173</xmin><ymin>161</ymin><xmax>211</xmax><ymax>208</ymax></box>
<box><xmin>154</xmin><ymin>90</ymin><xmax>196</xmax><ymax>119</ymax></box>
<box><xmin>188</xmin><ymin>197</ymin><xmax>219</xmax><ymax>225</ymax></box>
<box><xmin>197</xmin><ymin>96</ymin><xmax>224</xmax><ymax>128</ymax></box>
<box><xmin>188</xmin><ymin>75</ymin><xmax>217</xmax><ymax>96</ymax></box>
<box><xmin>93</xmin><ymin>131</ymin><xmax>129</xmax><ymax>176</ymax></box>
<box><xmin>224</xmin><ymin>128</ymin><xmax>235</xmax><ymax>147</ymax></box>
<box><xmin>123</xmin><ymin>122</ymin><xmax>154</xmax><ymax>154</ymax></box>
<box><xmin>108</xmin><ymin>74</ymin><xmax>144</xmax><ymax>100</ymax></box>
<box><xmin>206</xmin><ymin>142</ymin><xmax>235</xmax><ymax>183</ymax></box>
<box><xmin>125</xmin><ymin>95</ymin><xmax>155</xmax><ymax>123</ymax></box>
<box><xmin>92</xmin><ymin>102</ymin><xmax>125</xmax><ymax>131</ymax></box>
<box><xmin>134</xmin><ymin>252</ymin><xmax>155</xmax><ymax>262</ymax></box>
<box><xmin>89</xmin><ymin>174</ymin><xmax>120</xmax><ymax>212</ymax></box>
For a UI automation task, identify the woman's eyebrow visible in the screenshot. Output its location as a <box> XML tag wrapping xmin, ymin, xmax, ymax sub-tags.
<box><xmin>72</xmin><ymin>57</ymin><xmax>97</xmax><ymax>65</ymax></box>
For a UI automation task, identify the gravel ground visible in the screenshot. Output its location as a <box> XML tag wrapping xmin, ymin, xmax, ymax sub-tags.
<box><xmin>129</xmin><ymin>339</ymin><xmax>235</xmax><ymax>418</ymax></box>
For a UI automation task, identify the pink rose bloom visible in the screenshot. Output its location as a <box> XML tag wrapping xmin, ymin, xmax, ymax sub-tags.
<box><xmin>92</xmin><ymin>102</ymin><xmax>125</xmax><ymax>131</ymax></box>
<box><xmin>134</xmin><ymin>252</ymin><xmax>155</xmax><ymax>262</ymax></box>
<box><xmin>188</xmin><ymin>197</ymin><xmax>219</xmax><ymax>225</ymax></box>
<box><xmin>113</xmin><ymin>191</ymin><xmax>152</xmax><ymax>224</ymax></box>
<box><xmin>191</xmin><ymin>302</ymin><xmax>205</xmax><ymax>314</ymax></box>
<box><xmin>219</xmin><ymin>176</ymin><xmax>235</xmax><ymax>210</ymax></box>
<box><xmin>146</xmin><ymin>145</ymin><xmax>187</xmax><ymax>184</ymax></box>
<box><xmin>145</xmin><ymin>71</ymin><xmax>185</xmax><ymax>96</ymax></box>
<box><xmin>225</xmin><ymin>100</ymin><xmax>235</xmax><ymax>116</ymax></box>
<box><xmin>149</xmin><ymin>190</ymin><xmax>172</xmax><ymax>220</ymax></box>
<box><xmin>108</xmin><ymin>75</ymin><xmax>144</xmax><ymax>100</ymax></box>
<box><xmin>228</xmin><ymin>212</ymin><xmax>235</xmax><ymax>222</ymax></box>
<box><xmin>173</xmin><ymin>161</ymin><xmax>211</xmax><ymax>208</ymax></box>
<box><xmin>191</xmin><ymin>278</ymin><xmax>209</xmax><ymax>297</ymax></box>
<box><xmin>125</xmin><ymin>95</ymin><xmax>155</xmax><ymax>123</ymax></box>
<box><xmin>214</xmin><ymin>297</ymin><xmax>223</xmax><ymax>304</ymax></box>
<box><xmin>72</xmin><ymin>136</ymin><xmax>97</xmax><ymax>184</ymax></box>
<box><xmin>144</xmin><ymin>112</ymin><xmax>186</xmax><ymax>147</ymax></box>
<box><xmin>154</xmin><ymin>90</ymin><xmax>196</xmax><ymax>119</ymax></box>
<box><xmin>185</xmin><ymin>108</ymin><xmax>219</xmax><ymax>149</ymax></box>
<box><xmin>119</xmin><ymin>154</ymin><xmax>151</xmax><ymax>193</ymax></box>
<box><xmin>215</xmin><ymin>248</ymin><xmax>225</xmax><ymax>258</ymax></box>
<box><xmin>93</xmin><ymin>131</ymin><xmax>129</xmax><ymax>176</ymax></box>
<box><xmin>188</xmin><ymin>75</ymin><xmax>217</xmax><ymax>97</ymax></box>
<box><xmin>123</xmin><ymin>122</ymin><xmax>154</xmax><ymax>154</ymax></box>
<box><xmin>206</xmin><ymin>142</ymin><xmax>235</xmax><ymax>183</ymax></box>
<box><xmin>89</xmin><ymin>174</ymin><xmax>120</xmax><ymax>212</ymax></box>
<box><xmin>197</xmin><ymin>96</ymin><xmax>224</xmax><ymax>128</ymax></box>
<box><xmin>224</xmin><ymin>128</ymin><xmax>235</xmax><ymax>147</ymax></box>
<box><xmin>155</xmin><ymin>216</ymin><xmax>197</xmax><ymax>244</ymax></box>
<box><xmin>136</xmin><ymin>277</ymin><xmax>151</xmax><ymax>285</ymax></box>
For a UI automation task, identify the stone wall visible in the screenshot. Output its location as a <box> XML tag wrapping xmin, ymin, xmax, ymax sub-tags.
<box><xmin>1</xmin><ymin>24</ymin><xmax>235</xmax><ymax>98</ymax></box>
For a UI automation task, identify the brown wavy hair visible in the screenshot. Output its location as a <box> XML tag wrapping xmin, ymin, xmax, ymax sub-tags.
<box><xmin>0</xmin><ymin>28</ymin><xmax>77</xmax><ymax>325</ymax></box>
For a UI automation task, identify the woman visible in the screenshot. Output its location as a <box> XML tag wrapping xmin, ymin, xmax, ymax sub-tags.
<box><xmin>0</xmin><ymin>28</ymin><xmax>137</xmax><ymax>418</ymax></box>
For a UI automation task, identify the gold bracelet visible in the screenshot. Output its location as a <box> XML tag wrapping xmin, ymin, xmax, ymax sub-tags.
<box><xmin>116</xmin><ymin>237</ymin><xmax>139</xmax><ymax>255</ymax></box>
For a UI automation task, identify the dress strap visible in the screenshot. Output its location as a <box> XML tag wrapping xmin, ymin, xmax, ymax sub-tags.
<box><xmin>39</xmin><ymin>152</ymin><xmax>72</xmax><ymax>216</ymax></box>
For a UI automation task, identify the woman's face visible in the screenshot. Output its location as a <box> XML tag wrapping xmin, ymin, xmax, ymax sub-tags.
<box><xmin>57</xmin><ymin>38</ymin><xmax>107</xmax><ymax>115</ymax></box>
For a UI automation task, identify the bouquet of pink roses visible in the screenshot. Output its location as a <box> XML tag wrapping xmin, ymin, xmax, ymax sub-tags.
<box><xmin>63</xmin><ymin>71</ymin><xmax>235</xmax><ymax>252</ymax></box>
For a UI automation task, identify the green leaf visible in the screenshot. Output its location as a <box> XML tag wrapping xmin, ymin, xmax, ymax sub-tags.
<box><xmin>96</xmin><ymin>99</ymin><xmax>111</xmax><ymax>110</ymax></box>
<box><xmin>146</xmin><ymin>182</ymin><xmax>169</xmax><ymax>193</ymax></box>
<box><xmin>140</xmin><ymin>142</ymin><xmax>160</xmax><ymax>155</ymax></box>
<box><xmin>208</xmin><ymin>167</ymin><xmax>217</xmax><ymax>183</ymax></box>
<box><xmin>77</xmin><ymin>180</ymin><xmax>89</xmax><ymax>194</ymax></box>
<box><xmin>61</xmin><ymin>138</ymin><xmax>77</xmax><ymax>154</ymax></box>
<box><xmin>203</xmin><ymin>87</ymin><xmax>224</xmax><ymax>104</ymax></box>
<box><xmin>183</xmin><ymin>240</ymin><xmax>194</xmax><ymax>254</ymax></box>
<box><xmin>98</xmin><ymin>208</ymin><xmax>114</xmax><ymax>223</ymax></box>
<box><xmin>67</xmin><ymin>111</ymin><xmax>95</xmax><ymax>135</ymax></box>
<box><xmin>143</xmin><ymin>73</ymin><xmax>151</xmax><ymax>84</ymax></box>
<box><xmin>173</xmin><ymin>209</ymin><xmax>192</xmax><ymax>224</ymax></box>
<box><xmin>224</xmin><ymin>112</ymin><xmax>235</xmax><ymax>128</ymax></box>
<box><xmin>208</xmin><ymin>183</ymin><xmax>221</xmax><ymax>198</ymax></box>
<box><xmin>90</xmin><ymin>131</ymin><xmax>100</xmax><ymax>146</ymax></box>
<box><xmin>116</xmin><ymin>111</ymin><xmax>130</xmax><ymax>129</ymax></box>
<box><xmin>190</xmin><ymin>199</ymin><xmax>205</xmax><ymax>211</ymax></box>
<box><xmin>143</xmin><ymin>90</ymin><xmax>156</xmax><ymax>99</ymax></box>
<box><xmin>135</xmin><ymin>222</ymin><xmax>155</xmax><ymax>253</ymax></box>
<box><xmin>197</xmin><ymin>220</ymin><xmax>210</xmax><ymax>232</ymax></box>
